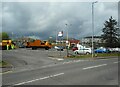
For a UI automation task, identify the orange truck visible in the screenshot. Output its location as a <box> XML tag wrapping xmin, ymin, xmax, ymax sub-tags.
<box><xmin>26</xmin><ymin>39</ymin><xmax>52</xmax><ymax>50</ymax></box>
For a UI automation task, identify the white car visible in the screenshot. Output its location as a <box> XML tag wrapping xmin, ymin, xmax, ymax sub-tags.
<box><xmin>54</xmin><ymin>46</ymin><xmax>64</xmax><ymax>51</ymax></box>
<box><xmin>109</xmin><ymin>48</ymin><xmax>120</xmax><ymax>52</ymax></box>
<box><xmin>74</xmin><ymin>48</ymin><xmax>92</xmax><ymax>55</ymax></box>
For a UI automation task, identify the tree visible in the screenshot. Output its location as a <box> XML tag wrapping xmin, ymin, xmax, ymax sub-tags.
<box><xmin>0</xmin><ymin>32</ymin><xmax>10</xmax><ymax>41</ymax></box>
<box><xmin>102</xmin><ymin>16</ymin><xmax>119</xmax><ymax>48</ymax></box>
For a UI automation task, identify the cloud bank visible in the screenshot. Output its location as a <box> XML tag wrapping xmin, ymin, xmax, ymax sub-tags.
<box><xmin>1</xmin><ymin>2</ymin><xmax>118</xmax><ymax>39</ymax></box>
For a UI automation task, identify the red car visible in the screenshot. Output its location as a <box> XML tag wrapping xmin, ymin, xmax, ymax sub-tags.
<box><xmin>72</xmin><ymin>47</ymin><xmax>78</xmax><ymax>51</ymax></box>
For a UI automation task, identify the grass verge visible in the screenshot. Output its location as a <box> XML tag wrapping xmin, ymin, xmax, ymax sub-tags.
<box><xmin>69</xmin><ymin>53</ymin><xmax>120</xmax><ymax>59</ymax></box>
<box><xmin>0</xmin><ymin>61</ymin><xmax>11</xmax><ymax>68</ymax></box>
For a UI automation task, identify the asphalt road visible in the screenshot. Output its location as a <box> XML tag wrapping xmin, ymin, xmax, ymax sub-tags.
<box><xmin>2</xmin><ymin>48</ymin><xmax>67</xmax><ymax>72</ymax></box>
<box><xmin>2</xmin><ymin>56</ymin><xmax>118</xmax><ymax>86</ymax></box>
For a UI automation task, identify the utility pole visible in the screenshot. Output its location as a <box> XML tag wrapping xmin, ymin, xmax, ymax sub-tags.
<box><xmin>12</xmin><ymin>32</ymin><xmax>14</xmax><ymax>40</ymax></box>
<box><xmin>65</xmin><ymin>23</ymin><xmax>72</xmax><ymax>57</ymax></box>
<box><xmin>92</xmin><ymin>1</ymin><xmax>97</xmax><ymax>58</ymax></box>
<box><xmin>65</xmin><ymin>24</ymin><xmax>69</xmax><ymax>57</ymax></box>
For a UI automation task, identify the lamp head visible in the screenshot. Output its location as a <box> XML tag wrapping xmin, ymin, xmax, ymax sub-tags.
<box><xmin>92</xmin><ymin>1</ymin><xmax>98</xmax><ymax>4</ymax></box>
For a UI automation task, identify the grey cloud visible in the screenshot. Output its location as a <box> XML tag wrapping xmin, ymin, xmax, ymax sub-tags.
<box><xmin>2</xmin><ymin>2</ymin><xmax>118</xmax><ymax>39</ymax></box>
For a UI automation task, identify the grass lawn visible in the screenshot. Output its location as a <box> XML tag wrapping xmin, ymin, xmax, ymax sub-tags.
<box><xmin>0</xmin><ymin>61</ymin><xmax>11</xmax><ymax>68</ymax></box>
<box><xmin>69</xmin><ymin>53</ymin><xmax>120</xmax><ymax>59</ymax></box>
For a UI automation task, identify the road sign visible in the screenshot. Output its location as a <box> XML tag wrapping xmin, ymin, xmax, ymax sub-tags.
<box><xmin>58</xmin><ymin>31</ymin><xmax>63</xmax><ymax>37</ymax></box>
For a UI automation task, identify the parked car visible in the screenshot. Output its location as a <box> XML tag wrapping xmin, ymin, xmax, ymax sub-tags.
<box><xmin>74</xmin><ymin>48</ymin><xmax>92</xmax><ymax>55</ymax></box>
<box><xmin>108</xmin><ymin>48</ymin><xmax>120</xmax><ymax>53</ymax></box>
<box><xmin>72</xmin><ymin>47</ymin><xmax>78</xmax><ymax>51</ymax></box>
<box><xmin>94</xmin><ymin>47</ymin><xmax>110</xmax><ymax>53</ymax></box>
<box><xmin>54</xmin><ymin>46</ymin><xmax>64</xmax><ymax>51</ymax></box>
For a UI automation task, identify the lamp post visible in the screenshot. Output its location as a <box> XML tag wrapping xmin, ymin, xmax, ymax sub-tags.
<box><xmin>65</xmin><ymin>24</ymin><xmax>69</xmax><ymax>57</ymax></box>
<box><xmin>92</xmin><ymin>1</ymin><xmax>97</xmax><ymax>58</ymax></box>
<box><xmin>65</xmin><ymin>23</ymin><xmax>72</xmax><ymax>57</ymax></box>
<box><xmin>12</xmin><ymin>32</ymin><xmax>14</xmax><ymax>40</ymax></box>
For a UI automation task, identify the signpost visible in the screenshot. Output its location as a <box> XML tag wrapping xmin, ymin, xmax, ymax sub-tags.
<box><xmin>58</xmin><ymin>31</ymin><xmax>63</xmax><ymax>56</ymax></box>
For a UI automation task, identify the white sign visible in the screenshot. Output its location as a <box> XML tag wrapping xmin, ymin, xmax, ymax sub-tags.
<box><xmin>58</xmin><ymin>31</ymin><xmax>63</xmax><ymax>37</ymax></box>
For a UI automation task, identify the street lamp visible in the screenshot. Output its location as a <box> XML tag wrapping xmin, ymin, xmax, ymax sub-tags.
<box><xmin>65</xmin><ymin>23</ymin><xmax>72</xmax><ymax>57</ymax></box>
<box><xmin>65</xmin><ymin>24</ymin><xmax>68</xmax><ymax>57</ymax></box>
<box><xmin>92</xmin><ymin>1</ymin><xmax>97</xmax><ymax>58</ymax></box>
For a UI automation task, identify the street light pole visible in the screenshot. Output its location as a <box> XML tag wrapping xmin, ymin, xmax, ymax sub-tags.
<box><xmin>92</xmin><ymin>1</ymin><xmax>97</xmax><ymax>58</ymax></box>
<box><xmin>65</xmin><ymin>24</ymin><xmax>69</xmax><ymax>57</ymax></box>
<box><xmin>65</xmin><ymin>23</ymin><xmax>72</xmax><ymax>57</ymax></box>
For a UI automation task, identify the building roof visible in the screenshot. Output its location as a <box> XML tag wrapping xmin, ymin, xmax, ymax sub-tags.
<box><xmin>84</xmin><ymin>36</ymin><xmax>102</xmax><ymax>38</ymax></box>
<box><xmin>69</xmin><ymin>40</ymin><xmax>80</xmax><ymax>44</ymax></box>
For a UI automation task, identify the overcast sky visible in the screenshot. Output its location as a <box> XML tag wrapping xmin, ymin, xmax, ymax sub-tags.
<box><xmin>1</xmin><ymin>1</ymin><xmax>118</xmax><ymax>40</ymax></box>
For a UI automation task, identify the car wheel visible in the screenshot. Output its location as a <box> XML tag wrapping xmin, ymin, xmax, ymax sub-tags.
<box><xmin>86</xmin><ymin>52</ymin><xmax>90</xmax><ymax>55</ymax></box>
<box><xmin>45</xmin><ymin>47</ymin><xmax>49</xmax><ymax>50</ymax></box>
<box><xmin>75</xmin><ymin>52</ymin><xmax>79</xmax><ymax>54</ymax></box>
<box><xmin>32</xmin><ymin>47</ymin><xmax>37</xmax><ymax>50</ymax></box>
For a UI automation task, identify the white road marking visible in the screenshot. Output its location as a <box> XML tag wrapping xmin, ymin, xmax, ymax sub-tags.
<box><xmin>41</xmin><ymin>64</ymin><xmax>55</xmax><ymax>68</ymax></box>
<box><xmin>48</xmin><ymin>57</ymin><xmax>64</xmax><ymax>61</ymax></box>
<box><xmin>113</xmin><ymin>61</ymin><xmax>120</xmax><ymax>64</ymax></box>
<box><xmin>57</xmin><ymin>59</ymin><xmax>64</xmax><ymax>60</ymax></box>
<box><xmin>14</xmin><ymin>73</ymin><xmax>64</xmax><ymax>86</ymax></box>
<box><xmin>113</xmin><ymin>62</ymin><xmax>118</xmax><ymax>63</ymax></box>
<box><xmin>83</xmin><ymin>64</ymin><xmax>107</xmax><ymax>70</ymax></box>
<box><xmin>63</xmin><ymin>61</ymin><xmax>73</xmax><ymax>64</ymax></box>
<box><xmin>63</xmin><ymin>60</ymin><xmax>87</xmax><ymax>64</ymax></box>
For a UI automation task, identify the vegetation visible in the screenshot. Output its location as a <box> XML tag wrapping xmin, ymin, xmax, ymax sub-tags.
<box><xmin>69</xmin><ymin>53</ymin><xmax>119</xmax><ymax>59</ymax></box>
<box><xmin>0</xmin><ymin>32</ymin><xmax>10</xmax><ymax>41</ymax></box>
<box><xmin>0</xmin><ymin>61</ymin><xmax>10</xmax><ymax>67</ymax></box>
<box><xmin>102</xmin><ymin>16</ymin><xmax>120</xmax><ymax>48</ymax></box>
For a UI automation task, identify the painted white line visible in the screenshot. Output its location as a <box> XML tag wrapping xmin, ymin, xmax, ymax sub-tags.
<box><xmin>113</xmin><ymin>61</ymin><xmax>120</xmax><ymax>63</ymax></box>
<box><xmin>63</xmin><ymin>60</ymin><xmax>87</xmax><ymax>64</ymax></box>
<box><xmin>63</xmin><ymin>61</ymin><xmax>73</xmax><ymax>64</ymax></box>
<box><xmin>114</xmin><ymin>61</ymin><xmax>120</xmax><ymax>64</ymax></box>
<box><xmin>83</xmin><ymin>64</ymin><xmax>107</xmax><ymax>70</ymax></box>
<box><xmin>48</xmin><ymin>57</ymin><xmax>64</xmax><ymax>61</ymax></box>
<box><xmin>114</xmin><ymin>62</ymin><xmax>118</xmax><ymax>64</ymax></box>
<box><xmin>41</xmin><ymin>64</ymin><xmax>56</xmax><ymax>68</ymax></box>
<box><xmin>74</xmin><ymin>60</ymin><xmax>87</xmax><ymax>63</ymax></box>
<box><xmin>14</xmin><ymin>73</ymin><xmax>64</xmax><ymax>86</ymax></box>
<box><xmin>52</xmin><ymin>73</ymin><xmax>64</xmax><ymax>77</ymax></box>
<box><xmin>57</xmin><ymin>59</ymin><xmax>64</xmax><ymax>61</ymax></box>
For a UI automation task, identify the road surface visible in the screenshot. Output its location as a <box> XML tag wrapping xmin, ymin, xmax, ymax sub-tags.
<box><xmin>2</xmin><ymin>57</ymin><xmax>118</xmax><ymax>86</ymax></box>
